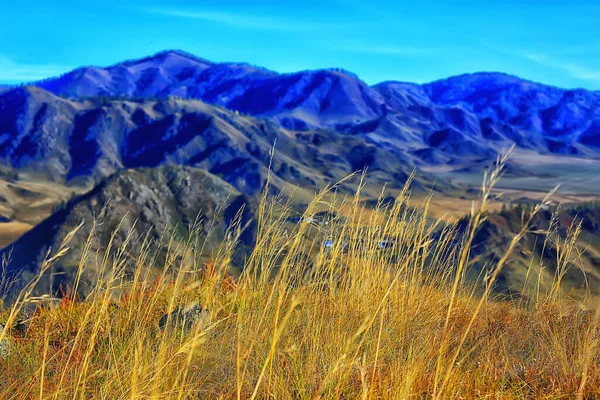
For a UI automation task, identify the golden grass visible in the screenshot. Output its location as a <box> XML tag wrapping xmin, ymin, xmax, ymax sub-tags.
<box><xmin>0</xmin><ymin>152</ymin><xmax>599</xmax><ymax>399</ymax></box>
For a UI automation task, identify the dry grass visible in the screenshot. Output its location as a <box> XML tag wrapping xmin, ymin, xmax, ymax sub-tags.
<box><xmin>1</xmin><ymin>153</ymin><xmax>599</xmax><ymax>399</ymax></box>
<box><xmin>0</xmin><ymin>221</ymin><xmax>32</xmax><ymax>248</ymax></box>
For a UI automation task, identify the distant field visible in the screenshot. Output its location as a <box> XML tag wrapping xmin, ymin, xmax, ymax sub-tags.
<box><xmin>1</xmin><ymin>149</ymin><xmax>599</xmax><ymax>247</ymax></box>
<box><xmin>0</xmin><ymin>176</ymin><xmax>88</xmax><ymax>247</ymax></box>
<box><xmin>424</xmin><ymin>152</ymin><xmax>600</xmax><ymax>205</ymax></box>
<box><xmin>0</xmin><ymin>221</ymin><xmax>32</xmax><ymax>248</ymax></box>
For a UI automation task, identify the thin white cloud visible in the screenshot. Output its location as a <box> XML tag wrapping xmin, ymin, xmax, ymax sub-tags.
<box><xmin>0</xmin><ymin>54</ymin><xmax>72</xmax><ymax>82</ymax></box>
<box><xmin>523</xmin><ymin>52</ymin><xmax>600</xmax><ymax>83</ymax></box>
<box><xmin>332</xmin><ymin>0</ymin><xmax>390</xmax><ymax>19</ymax></box>
<box><xmin>142</xmin><ymin>7</ymin><xmax>339</xmax><ymax>31</ymax></box>
<box><xmin>337</xmin><ymin>44</ymin><xmax>440</xmax><ymax>57</ymax></box>
<box><xmin>480</xmin><ymin>41</ymin><xmax>600</xmax><ymax>86</ymax></box>
<box><xmin>554</xmin><ymin>43</ymin><xmax>600</xmax><ymax>57</ymax></box>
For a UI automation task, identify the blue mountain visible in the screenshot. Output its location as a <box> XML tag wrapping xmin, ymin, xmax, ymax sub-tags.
<box><xmin>24</xmin><ymin>50</ymin><xmax>600</xmax><ymax>161</ymax></box>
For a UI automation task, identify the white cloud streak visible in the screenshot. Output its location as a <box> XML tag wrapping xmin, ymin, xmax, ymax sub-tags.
<box><xmin>523</xmin><ymin>52</ymin><xmax>600</xmax><ymax>83</ymax></box>
<box><xmin>336</xmin><ymin>44</ymin><xmax>440</xmax><ymax>57</ymax></box>
<box><xmin>0</xmin><ymin>55</ymin><xmax>72</xmax><ymax>82</ymax></box>
<box><xmin>480</xmin><ymin>41</ymin><xmax>600</xmax><ymax>86</ymax></box>
<box><xmin>331</xmin><ymin>0</ymin><xmax>390</xmax><ymax>19</ymax></box>
<box><xmin>142</xmin><ymin>7</ymin><xmax>339</xmax><ymax>31</ymax></box>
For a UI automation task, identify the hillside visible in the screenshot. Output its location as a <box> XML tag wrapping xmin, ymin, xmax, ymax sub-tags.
<box><xmin>461</xmin><ymin>204</ymin><xmax>600</xmax><ymax>299</ymax></box>
<box><xmin>0</xmin><ymin>166</ymin><xmax>255</xmax><ymax>302</ymax></box>
<box><xmin>0</xmin><ymin>85</ymin><xmax>437</xmax><ymax>195</ymax></box>
<box><xmin>1</xmin><ymin>178</ymin><xmax>599</xmax><ymax>398</ymax></box>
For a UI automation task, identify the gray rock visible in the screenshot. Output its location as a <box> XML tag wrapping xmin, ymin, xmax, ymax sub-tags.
<box><xmin>0</xmin><ymin>324</ymin><xmax>10</xmax><ymax>358</ymax></box>
<box><xmin>159</xmin><ymin>304</ymin><xmax>210</xmax><ymax>332</ymax></box>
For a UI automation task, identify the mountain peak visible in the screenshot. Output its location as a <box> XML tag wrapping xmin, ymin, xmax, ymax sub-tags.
<box><xmin>117</xmin><ymin>49</ymin><xmax>215</xmax><ymax>68</ymax></box>
<box><xmin>325</xmin><ymin>67</ymin><xmax>360</xmax><ymax>80</ymax></box>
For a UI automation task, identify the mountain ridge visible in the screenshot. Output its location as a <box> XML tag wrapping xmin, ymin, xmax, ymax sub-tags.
<box><xmin>22</xmin><ymin>50</ymin><xmax>598</xmax><ymax>92</ymax></box>
<box><xmin>11</xmin><ymin>50</ymin><xmax>596</xmax><ymax>156</ymax></box>
<box><xmin>0</xmin><ymin>84</ymin><xmax>438</xmax><ymax>194</ymax></box>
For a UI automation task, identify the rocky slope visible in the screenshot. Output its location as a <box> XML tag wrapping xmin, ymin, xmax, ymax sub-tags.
<box><xmin>0</xmin><ymin>166</ymin><xmax>255</xmax><ymax>302</ymax></box>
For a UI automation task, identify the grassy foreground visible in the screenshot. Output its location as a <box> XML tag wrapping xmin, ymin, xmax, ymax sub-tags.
<box><xmin>1</xmin><ymin>157</ymin><xmax>599</xmax><ymax>399</ymax></box>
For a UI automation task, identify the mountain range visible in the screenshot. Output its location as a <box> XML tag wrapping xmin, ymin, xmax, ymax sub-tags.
<box><xmin>1</xmin><ymin>50</ymin><xmax>599</xmax><ymax>189</ymax></box>
<box><xmin>28</xmin><ymin>50</ymin><xmax>600</xmax><ymax>158</ymax></box>
<box><xmin>1</xmin><ymin>49</ymin><xmax>600</xmax><ymax>300</ymax></box>
<box><xmin>0</xmin><ymin>85</ymin><xmax>429</xmax><ymax>195</ymax></box>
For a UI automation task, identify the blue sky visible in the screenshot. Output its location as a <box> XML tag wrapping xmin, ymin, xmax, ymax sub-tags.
<box><xmin>1</xmin><ymin>0</ymin><xmax>599</xmax><ymax>88</ymax></box>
